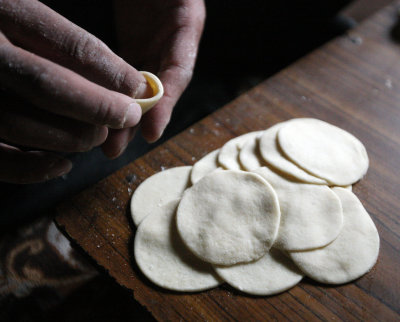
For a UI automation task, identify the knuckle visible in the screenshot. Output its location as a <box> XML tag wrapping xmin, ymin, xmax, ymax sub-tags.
<box><xmin>110</xmin><ymin>66</ymin><xmax>131</xmax><ymax>94</ymax></box>
<box><xmin>65</xmin><ymin>31</ymin><xmax>107</xmax><ymax>63</ymax></box>
<box><xmin>95</xmin><ymin>96</ymin><xmax>125</xmax><ymax>128</ymax></box>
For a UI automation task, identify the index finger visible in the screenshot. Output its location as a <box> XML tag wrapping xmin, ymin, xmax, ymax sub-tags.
<box><xmin>140</xmin><ymin>2</ymin><xmax>206</xmax><ymax>142</ymax></box>
<box><xmin>0</xmin><ymin>0</ymin><xmax>150</xmax><ymax>98</ymax></box>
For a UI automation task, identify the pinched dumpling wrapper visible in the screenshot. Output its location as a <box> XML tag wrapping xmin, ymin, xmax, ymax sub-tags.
<box><xmin>290</xmin><ymin>188</ymin><xmax>380</xmax><ymax>284</ymax></box>
<box><xmin>135</xmin><ymin>71</ymin><xmax>164</xmax><ymax>113</ymax></box>
<box><xmin>134</xmin><ymin>200</ymin><xmax>221</xmax><ymax>292</ymax></box>
<box><xmin>191</xmin><ymin>149</ymin><xmax>220</xmax><ymax>184</ymax></box>
<box><xmin>277</xmin><ymin>118</ymin><xmax>369</xmax><ymax>186</ymax></box>
<box><xmin>253</xmin><ymin>166</ymin><xmax>343</xmax><ymax>251</ymax></box>
<box><xmin>259</xmin><ymin>122</ymin><xmax>328</xmax><ymax>184</ymax></box>
<box><xmin>214</xmin><ymin>248</ymin><xmax>303</xmax><ymax>296</ymax></box>
<box><xmin>177</xmin><ymin>170</ymin><xmax>281</xmax><ymax>265</ymax></box>
<box><xmin>130</xmin><ymin>166</ymin><xmax>192</xmax><ymax>226</ymax></box>
<box><xmin>218</xmin><ymin>131</ymin><xmax>263</xmax><ymax>170</ymax></box>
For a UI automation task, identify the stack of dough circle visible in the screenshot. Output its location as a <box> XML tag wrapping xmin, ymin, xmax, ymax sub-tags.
<box><xmin>218</xmin><ymin>131</ymin><xmax>262</xmax><ymax>170</ymax></box>
<box><xmin>177</xmin><ymin>170</ymin><xmax>280</xmax><ymax>265</ymax></box>
<box><xmin>134</xmin><ymin>199</ymin><xmax>221</xmax><ymax>291</ymax></box>
<box><xmin>130</xmin><ymin>166</ymin><xmax>192</xmax><ymax>226</ymax></box>
<box><xmin>259</xmin><ymin>122</ymin><xmax>327</xmax><ymax>184</ymax></box>
<box><xmin>239</xmin><ymin>135</ymin><xmax>265</xmax><ymax>171</ymax></box>
<box><xmin>277</xmin><ymin>118</ymin><xmax>369</xmax><ymax>185</ymax></box>
<box><xmin>131</xmin><ymin>117</ymin><xmax>378</xmax><ymax>296</ymax></box>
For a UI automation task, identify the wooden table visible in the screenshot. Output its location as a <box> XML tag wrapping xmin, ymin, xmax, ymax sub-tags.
<box><xmin>56</xmin><ymin>2</ymin><xmax>400</xmax><ymax>321</ymax></box>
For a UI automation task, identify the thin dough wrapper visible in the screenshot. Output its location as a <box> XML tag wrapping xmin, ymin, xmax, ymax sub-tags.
<box><xmin>177</xmin><ymin>170</ymin><xmax>281</xmax><ymax>265</ymax></box>
<box><xmin>134</xmin><ymin>200</ymin><xmax>221</xmax><ymax>292</ymax></box>
<box><xmin>214</xmin><ymin>248</ymin><xmax>303</xmax><ymax>296</ymax></box>
<box><xmin>290</xmin><ymin>188</ymin><xmax>380</xmax><ymax>284</ymax></box>
<box><xmin>239</xmin><ymin>136</ymin><xmax>266</xmax><ymax>171</ymax></box>
<box><xmin>259</xmin><ymin>122</ymin><xmax>327</xmax><ymax>184</ymax></box>
<box><xmin>218</xmin><ymin>131</ymin><xmax>263</xmax><ymax>170</ymax></box>
<box><xmin>278</xmin><ymin>118</ymin><xmax>369</xmax><ymax>185</ymax></box>
<box><xmin>131</xmin><ymin>166</ymin><xmax>192</xmax><ymax>226</ymax></box>
<box><xmin>254</xmin><ymin>167</ymin><xmax>343</xmax><ymax>251</ymax></box>
<box><xmin>191</xmin><ymin>149</ymin><xmax>220</xmax><ymax>184</ymax></box>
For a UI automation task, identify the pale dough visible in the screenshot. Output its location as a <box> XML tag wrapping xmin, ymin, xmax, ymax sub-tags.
<box><xmin>218</xmin><ymin>131</ymin><xmax>263</xmax><ymax>170</ymax></box>
<box><xmin>254</xmin><ymin>167</ymin><xmax>343</xmax><ymax>251</ymax></box>
<box><xmin>131</xmin><ymin>166</ymin><xmax>192</xmax><ymax>226</ymax></box>
<box><xmin>278</xmin><ymin>118</ymin><xmax>369</xmax><ymax>186</ymax></box>
<box><xmin>214</xmin><ymin>248</ymin><xmax>303</xmax><ymax>296</ymax></box>
<box><xmin>259</xmin><ymin>122</ymin><xmax>327</xmax><ymax>184</ymax></box>
<box><xmin>134</xmin><ymin>199</ymin><xmax>221</xmax><ymax>292</ymax></box>
<box><xmin>135</xmin><ymin>71</ymin><xmax>164</xmax><ymax>114</ymax></box>
<box><xmin>239</xmin><ymin>136</ymin><xmax>266</xmax><ymax>170</ymax></box>
<box><xmin>190</xmin><ymin>149</ymin><xmax>220</xmax><ymax>184</ymax></box>
<box><xmin>290</xmin><ymin>188</ymin><xmax>380</xmax><ymax>284</ymax></box>
<box><xmin>176</xmin><ymin>170</ymin><xmax>280</xmax><ymax>265</ymax></box>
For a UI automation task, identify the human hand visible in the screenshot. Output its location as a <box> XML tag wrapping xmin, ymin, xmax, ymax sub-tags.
<box><xmin>0</xmin><ymin>0</ymin><xmax>152</xmax><ymax>183</ymax></box>
<box><xmin>114</xmin><ymin>0</ymin><xmax>206</xmax><ymax>142</ymax></box>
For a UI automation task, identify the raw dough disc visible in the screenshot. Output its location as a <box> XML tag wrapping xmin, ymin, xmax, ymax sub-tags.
<box><xmin>131</xmin><ymin>166</ymin><xmax>192</xmax><ymax>226</ymax></box>
<box><xmin>259</xmin><ymin>122</ymin><xmax>327</xmax><ymax>184</ymax></box>
<box><xmin>214</xmin><ymin>248</ymin><xmax>303</xmax><ymax>296</ymax></box>
<box><xmin>177</xmin><ymin>170</ymin><xmax>281</xmax><ymax>265</ymax></box>
<box><xmin>191</xmin><ymin>149</ymin><xmax>220</xmax><ymax>184</ymax></box>
<box><xmin>278</xmin><ymin>118</ymin><xmax>369</xmax><ymax>186</ymax></box>
<box><xmin>254</xmin><ymin>167</ymin><xmax>343</xmax><ymax>251</ymax></box>
<box><xmin>239</xmin><ymin>136</ymin><xmax>266</xmax><ymax>171</ymax></box>
<box><xmin>218</xmin><ymin>131</ymin><xmax>263</xmax><ymax>170</ymax></box>
<box><xmin>290</xmin><ymin>188</ymin><xmax>380</xmax><ymax>284</ymax></box>
<box><xmin>134</xmin><ymin>199</ymin><xmax>221</xmax><ymax>292</ymax></box>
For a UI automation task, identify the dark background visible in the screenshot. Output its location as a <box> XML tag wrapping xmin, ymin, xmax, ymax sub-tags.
<box><xmin>1</xmin><ymin>0</ymin><xmax>373</xmax><ymax>320</ymax></box>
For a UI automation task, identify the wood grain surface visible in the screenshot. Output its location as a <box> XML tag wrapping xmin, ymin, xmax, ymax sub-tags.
<box><xmin>56</xmin><ymin>2</ymin><xmax>400</xmax><ymax>321</ymax></box>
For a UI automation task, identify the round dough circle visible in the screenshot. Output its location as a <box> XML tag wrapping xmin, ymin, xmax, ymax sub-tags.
<box><xmin>254</xmin><ymin>167</ymin><xmax>343</xmax><ymax>251</ymax></box>
<box><xmin>218</xmin><ymin>131</ymin><xmax>262</xmax><ymax>170</ymax></box>
<box><xmin>131</xmin><ymin>166</ymin><xmax>192</xmax><ymax>226</ymax></box>
<box><xmin>239</xmin><ymin>136</ymin><xmax>266</xmax><ymax>171</ymax></box>
<box><xmin>177</xmin><ymin>170</ymin><xmax>281</xmax><ymax>265</ymax></box>
<box><xmin>278</xmin><ymin>118</ymin><xmax>369</xmax><ymax>185</ymax></box>
<box><xmin>191</xmin><ymin>149</ymin><xmax>220</xmax><ymax>184</ymax></box>
<box><xmin>134</xmin><ymin>200</ymin><xmax>221</xmax><ymax>292</ymax></box>
<box><xmin>290</xmin><ymin>187</ymin><xmax>380</xmax><ymax>284</ymax></box>
<box><xmin>214</xmin><ymin>248</ymin><xmax>303</xmax><ymax>296</ymax></box>
<box><xmin>259</xmin><ymin>122</ymin><xmax>327</xmax><ymax>184</ymax></box>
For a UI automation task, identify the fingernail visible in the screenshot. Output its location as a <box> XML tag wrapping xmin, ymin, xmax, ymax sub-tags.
<box><xmin>123</xmin><ymin>103</ymin><xmax>141</xmax><ymax>128</ymax></box>
<box><xmin>47</xmin><ymin>158</ymin><xmax>73</xmax><ymax>179</ymax></box>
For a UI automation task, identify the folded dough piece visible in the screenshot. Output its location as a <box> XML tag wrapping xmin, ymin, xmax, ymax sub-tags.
<box><xmin>135</xmin><ymin>71</ymin><xmax>164</xmax><ymax>113</ymax></box>
<box><xmin>177</xmin><ymin>170</ymin><xmax>280</xmax><ymax>265</ymax></box>
<box><xmin>131</xmin><ymin>166</ymin><xmax>192</xmax><ymax>226</ymax></box>
<box><xmin>290</xmin><ymin>188</ymin><xmax>379</xmax><ymax>284</ymax></box>
<box><xmin>134</xmin><ymin>200</ymin><xmax>221</xmax><ymax>292</ymax></box>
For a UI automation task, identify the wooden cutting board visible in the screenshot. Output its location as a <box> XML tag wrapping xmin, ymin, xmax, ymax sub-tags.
<box><xmin>56</xmin><ymin>2</ymin><xmax>400</xmax><ymax>320</ymax></box>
